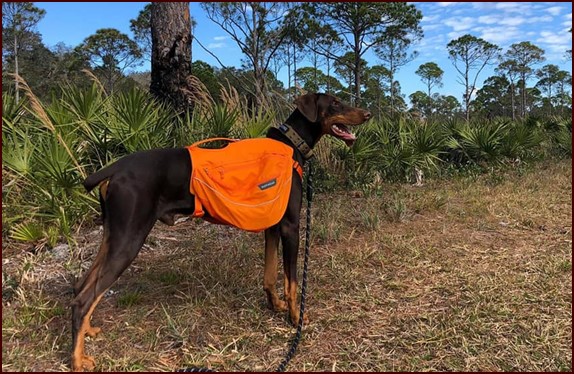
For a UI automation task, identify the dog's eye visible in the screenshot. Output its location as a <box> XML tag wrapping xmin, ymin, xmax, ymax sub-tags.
<box><xmin>332</xmin><ymin>101</ymin><xmax>340</xmax><ymax>107</ymax></box>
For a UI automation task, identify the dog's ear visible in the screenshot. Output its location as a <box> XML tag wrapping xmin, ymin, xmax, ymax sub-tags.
<box><xmin>294</xmin><ymin>93</ymin><xmax>319</xmax><ymax>123</ymax></box>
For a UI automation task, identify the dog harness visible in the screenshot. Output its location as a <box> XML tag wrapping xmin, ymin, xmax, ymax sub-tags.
<box><xmin>186</xmin><ymin>138</ymin><xmax>303</xmax><ymax>232</ymax></box>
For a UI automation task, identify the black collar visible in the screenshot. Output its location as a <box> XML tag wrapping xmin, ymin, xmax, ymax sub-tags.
<box><xmin>276</xmin><ymin>123</ymin><xmax>314</xmax><ymax>160</ymax></box>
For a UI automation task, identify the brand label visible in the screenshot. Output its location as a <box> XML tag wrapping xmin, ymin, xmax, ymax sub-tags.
<box><xmin>258</xmin><ymin>178</ymin><xmax>277</xmax><ymax>190</ymax></box>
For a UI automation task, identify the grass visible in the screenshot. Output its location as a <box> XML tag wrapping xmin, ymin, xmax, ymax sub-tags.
<box><xmin>2</xmin><ymin>158</ymin><xmax>572</xmax><ymax>372</ymax></box>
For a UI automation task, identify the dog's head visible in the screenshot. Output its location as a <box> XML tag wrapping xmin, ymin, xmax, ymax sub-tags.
<box><xmin>294</xmin><ymin>93</ymin><xmax>371</xmax><ymax>146</ymax></box>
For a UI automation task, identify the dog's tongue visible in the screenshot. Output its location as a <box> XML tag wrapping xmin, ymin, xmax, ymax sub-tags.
<box><xmin>332</xmin><ymin>124</ymin><xmax>356</xmax><ymax>146</ymax></box>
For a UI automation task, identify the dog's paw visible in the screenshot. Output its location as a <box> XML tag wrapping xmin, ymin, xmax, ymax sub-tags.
<box><xmin>290</xmin><ymin>311</ymin><xmax>309</xmax><ymax>327</ymax></box>
<box><xmin>72</xmin><ymin>355</ymin><xmax>96</xmax><ymax>372</ymax></box>
<box><xmin>86</xmin><ymin>325</ymin><xmax>101</xmax><ymax>338</ymax></box>
<box><xmin>273</xmin><ymin>300</ymin><xmax>288</xmax><ymax>312</ymax></box>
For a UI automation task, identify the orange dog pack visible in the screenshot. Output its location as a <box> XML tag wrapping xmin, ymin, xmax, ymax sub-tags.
<box><xmin>186</xmin><ymin>138</ymin><xmax>303</xmax><ymax>232</ymax></box>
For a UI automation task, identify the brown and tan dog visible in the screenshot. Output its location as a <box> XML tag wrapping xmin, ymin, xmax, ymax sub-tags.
<box><xmin>71</xmin><ymin>93</ymin><xmax>371</xmax><ymax>371</ymax></box>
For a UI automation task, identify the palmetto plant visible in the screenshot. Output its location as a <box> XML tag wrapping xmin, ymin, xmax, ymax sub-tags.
<box><xmin>108</xmin><ymin>87</ymin><xmax>175</xmax><ymax>153</ymax></box>
<box><xmin>500</xmin><ymin>121</ymin><xmax>543</xmax><ymax>161</ymax></box>
<box><xmin>2</xmin><ymin>76</ymin><xmax>570</xmax><ymax>247</ymax></box>
<box><xmin>447</xmin><ymin>120</ymin><xmax>508</xmax><ymax>164</ymax></box>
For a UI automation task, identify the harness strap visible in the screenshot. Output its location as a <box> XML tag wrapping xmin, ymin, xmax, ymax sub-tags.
<box><xmin>276</xmin><ymin>123</ymin><xmax>314</xmax><ymax>160</ymax></box>
<box><xmin>293</xmin><ymin>161</ymin><xmax>303</xmax><ymax>180</ymax></box>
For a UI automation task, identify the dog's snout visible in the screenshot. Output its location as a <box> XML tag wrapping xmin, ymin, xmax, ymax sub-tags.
<box><xmin>364</xmin><ymin>111</ymin><xmax>371</xmax><ymax>120</ymax></box>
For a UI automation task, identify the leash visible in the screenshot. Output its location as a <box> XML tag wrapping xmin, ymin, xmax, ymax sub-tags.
<box><xmin>178</xmin><ymin>161</ymin><xmax>314</xmax><ymax>373</ymax></box>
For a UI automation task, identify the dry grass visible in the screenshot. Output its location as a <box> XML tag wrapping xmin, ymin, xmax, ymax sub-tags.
<box><xmin>2</xmin><ymin>159</ymin><xmax>571</xmax><ymax>372</ymax></box>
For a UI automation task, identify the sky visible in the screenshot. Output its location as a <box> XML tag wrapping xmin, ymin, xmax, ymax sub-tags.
<box><xmin>34</xmin><ymin>2</ymin><xmax>572</xmax><ymax>105</ymax></box>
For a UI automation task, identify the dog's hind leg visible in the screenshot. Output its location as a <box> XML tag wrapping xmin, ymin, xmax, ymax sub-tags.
<box><xmin>263</xmin><ymin>225</ymin><xmax>287</xmax><ymax>312</ymax></box>
<box><xmin>280</xmin><ymin>219</ymin><xmax>309</xmax><ymax>326</ymax></box>
<box><xmin>71</xmin><ymin>184</ymin><xmax>157</xmax><ymax>372</ymax></box>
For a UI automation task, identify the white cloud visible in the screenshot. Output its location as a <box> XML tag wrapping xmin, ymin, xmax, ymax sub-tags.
<box><xmin>447</xmin><ymin>31</ymin><xmax>465</xmax><ymax>41</ymax></box>
<box><xmin>545</xmin><ymin>6</ymin><xmax>563</xmax><ymax>16</ymax></box>
<box><xmin>423</xmin><ymin>23</ymin><xmax>443</xmax><ymax>32</ymax></box>
<box><xmin>566</xmin><ymin>13</ymin><xmax>572</xmax><ymax>21</ymax></box>
<box><xmin>525</xmin><ymin>15</ymin><xmax>553</xmax><ymax>24</ymax></box>
<box><xmin>207</xmin><ymin>42</ymin><xmax>225</xmax><ymax>49</ymax></box>
<box><xmin>213</xmin><ymin>36</ymin><xmax>228</xmax><ymax>41</ymax></box>
<box><xmin>494</xmin><ymin>2</ymin><xmax>527</xmax><ymax>13</ymax></box>
<box><xmin>500</xmin><ymin>17</ymin><xmax>526</xmax><ymax>27</ymax></box>
<box><xmin>538</xmin><ymin>30</ymin><xmax>571</xmax><ymax>45</ymax></box>
<box><xmin>422</xmin><ymin>15</ymin><xmax>440</xmax><ymax>23</ymax></box>
<box><xmin>444</xmin><ymin>17</ymin><xmax>476</xmax><ymax>32</ymax></box>
<box><xmin>438</xmin><ymin>2</ymin><xmax>458</xmax><ymax>7</ymax></box>
<box><xmin>478</xmin><ymin>26</ymin><xmax>522</xmax><ymax>45</ymax></box>
<box><xmin>478</xmin><ymin>15</ymin><xmax>500</xmax><ymax>25</ymax></box>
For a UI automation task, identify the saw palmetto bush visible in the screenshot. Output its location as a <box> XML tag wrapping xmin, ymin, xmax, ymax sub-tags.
<box><xmin>2</xmin><ymin>76</ymin><xmax>570</xmax><ymax>248</ymax></box>
<box><xmin>2</xmin><ymin>81</ymin><xmax>179</xmax><ymax>246</ymax></box>
<box><xmin>338</xmin><ymin>116</ymin><xmax>447</xmax><ymax>186</ymax></box>
<box><xmin>2</xmin><ymin>78</ymin><xmax>280</xmax><ymax>247</ymax></box>
<box><xmin>539</xmin><ymin>116</ymin><xmax>572</xmax><ymax>157</ymax></box>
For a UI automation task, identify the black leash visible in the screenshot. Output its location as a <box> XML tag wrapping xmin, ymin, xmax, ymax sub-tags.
<box><xmin>178</xmin><ymin>161</ymin><xmax>314</xmax><ymax>373</ymax></box>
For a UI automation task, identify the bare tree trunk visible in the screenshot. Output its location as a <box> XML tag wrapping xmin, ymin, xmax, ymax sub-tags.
<box><xmin>465</xmin><ymin>67</ymin><xmax>470</xmax><ymax>122</ymax></box>
<box><xmin>150</xmin><ymin>2</ymin><xmax>193</xmax><ymax>113</ymax></box>
<box><xmin>510</xmin><ymin>82</ymin><xmax>516</xmax><ymax>121</ymax></box>
<box><xmin>14</xmin><ymin>32</ymin><xmax>19</xmax><ymax>103</ymax></box>
<box><xmin>354</xmin><ymin>48</ymin><xmax>361</xmax><ymax>107</ymax></box>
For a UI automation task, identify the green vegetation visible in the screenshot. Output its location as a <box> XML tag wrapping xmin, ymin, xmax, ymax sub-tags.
<box><xmin>2</xmin><ymin>82</ymin><xmax>571</xmax><ymax>247</ymax></box>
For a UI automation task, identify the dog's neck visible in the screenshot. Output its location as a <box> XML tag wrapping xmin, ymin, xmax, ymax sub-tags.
<box><xmin>267</xmin><ymin>109</ymin><xmax>322</xmax><ymax>163</ymax></box>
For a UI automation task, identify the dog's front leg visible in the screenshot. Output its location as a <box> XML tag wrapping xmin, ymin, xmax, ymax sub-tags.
<box><xmin>263</xmin><ymin>225</ymin><xmax>287</xmax><ymax>312</ymax></box>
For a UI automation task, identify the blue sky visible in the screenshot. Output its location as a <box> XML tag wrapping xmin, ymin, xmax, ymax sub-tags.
<box><xmin>35</xmin><ymin>2</ymin><xmax>572</xmax><ymax>104</ymax></box>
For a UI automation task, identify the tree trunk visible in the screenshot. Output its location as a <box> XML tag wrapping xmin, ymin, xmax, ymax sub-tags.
<box><xmin>510</xmin><ymin>82</ymin><xmax>516</xmax><ymax>121</ymax></box>
<box><xmin>354</xmin><ymin>48</ymin><xmax>361</xmax><ymax>107</ymax></box>
<box><xmin>520</xmin><ymin>73</ymin><xmax>526</xmax><ymax>118</ymax></box>
<box><xmin>465</xmin><ymin>67</ymin><xmax>470</xmax><ymax>122</ymax></box>
<box><xmin>14</xmin><ymin>31</ymin><xmax>19</xmax><ymax>103</ymax></box>
<box><xmin>150</xmin><ymin>2</ymin><xmax>193</xmax><ymax>113</ymax></box>
<box><xmin>293</xmin><ymin>43</ymin><xmax>298</xmax><ymax>95</ymax></box>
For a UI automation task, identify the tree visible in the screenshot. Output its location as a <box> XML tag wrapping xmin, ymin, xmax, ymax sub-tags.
<box><xmin>502</xmin><ymin>41</ymin><xmax>545</xmax><ymax>117</ymax></box>
<box><xmin>535</xmin><ymin>64</ymin><xmax>571</xmax><ymax>115</ymax></box>
<box><xmin>202</xmin><ymin>2</ymin><xmax>289</xmax><ymax>107</ymax></box>
<box><xmin>434</xmin><ymin>94</ymin><xmax>461</xmax><ymax>118</ymax></box>
<box><xmin>192</xmin><ymin>60</ymin><xmax>220</xmax><ymax>100</ymax></box>
<box><xmin>474</xmin><ymin>75</ymin><xmax>511</xmax><ymax>118</ymax></box>
<box><xmin>375</xmin><ymin>26</ymin><xmax>420</xmax><ymax>112</ymax></box>
<box><xmin>566</xmin><ymin>28</ymin><xmax>572</xmax><ymax>61</ymax></box>
<box><xmin>554</xmin><ymin>69</ymin><xmax>572</xmax><ymax>115</ymax></box>
<box><xmin>76</xmin><ymin>28</ymin><xmax>142</xmax><ymax>93</ymax></box>
<box><xmin>447</xmin><ymin>34</ymin><xmax>500</xmax><ymax>121</ymax></box>
<box><xmin>409</xmin><ymin>91</ymin><xmax>433</xmax><ymax>117</ymax></box>
<box><xmin>130</xmin><ymin>4</ymin><xmax>152</xmax><ymax>60</ymax></box>
<box><xmin>496</xmin><ymin>59</ymin><xmax>520</xmax><ymax>120</ymax></box>
<box><xmin>415</xmin><ymin>62</ymin><xmax>444</xmax><ymax>98</ymax></box>
<box><xmin>2</xmin><ymin>2</ymin><xmax>45</xmax><ymax>102</ymax></box>
<box><xmin>363</xmin><ymin>65</ymin><xmax>390</xmax><ymax>117</ymax></box>
<box><xmin>150</xmin><ymin>2</ymin><xmax>194</xmax><ymax>113</ymax></box>
<box><xmin>131</xmin><ymin>4</ymin><xmax>196</xmax><ymax>62</ymax></box>
<box><xmin>333</xmin><ymin>52</ymin><xmax>367</xmax><ymax>103</ymax></box>
<box><xmin>298</xmin><ymin>2</ymin><xmax>422</xmax><ymax>106</ymax></box>
<box><xmin>295</xmin><ymin>66</ymin><xmax>343</xmax><ymax>94</ymax></box>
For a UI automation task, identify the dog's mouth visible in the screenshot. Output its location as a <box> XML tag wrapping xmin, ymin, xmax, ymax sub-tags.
<box><xmin>331</xmin><ymin>124</ymin><xmax>357</xmax><ymax>146</ymax></box>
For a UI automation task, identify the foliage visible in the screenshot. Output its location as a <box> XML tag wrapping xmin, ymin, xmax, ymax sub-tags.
<box><xmin>2</xmin><ymin>79</ymin><xmax>571</xmax><ymax>248</ymax></box>
<box><xmin>416</xmin><ymin>62</ymin><xmax>444</xmax><ymax>97</ymax></box>
<box><xmin>201</xmin><ymin>2</ymin><xmax>290</xmax><ymax>107</ymax></box>
<box><xmin>447</xmin><ymin>34</ymin><xmax>501</xmax><ymax>121</ymax></box>
<box><xmin>297</xmin><ymin>2</ymin><xmax>423</xmax><ymax>105</ymax></box>
<box><xmin>75</xmin><ymin>28</ymin><xmax>143</xmax><ymax>93</ymax></box>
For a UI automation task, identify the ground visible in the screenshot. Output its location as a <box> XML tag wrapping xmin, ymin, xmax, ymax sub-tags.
<box><xmin>2</xmin><ymin>159</ymin><xmax>572</xmax><ymax>372</ymax></box>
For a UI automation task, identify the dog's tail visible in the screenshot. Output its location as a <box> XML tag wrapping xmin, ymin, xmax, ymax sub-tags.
<box><xmin>83</xmin><ymin>162</ymin><xmax>121</xmax><ymax>192</ymax></box>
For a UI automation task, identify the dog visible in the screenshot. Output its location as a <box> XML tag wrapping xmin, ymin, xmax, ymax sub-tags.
<box><xmin>71</xmin><ymin>93</ymin><xmax>371</xmax><ymax>371</ymax></box>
